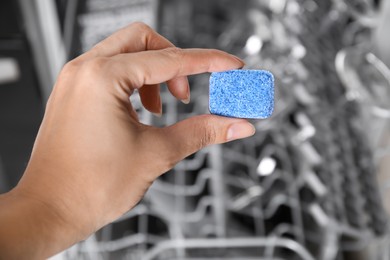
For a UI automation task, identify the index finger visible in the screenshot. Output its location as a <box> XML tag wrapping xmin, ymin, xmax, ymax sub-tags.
<box><xmin>76</xmin><ymin>22</ymin><xmax>191</xmax><ymax>103</ymax></box>
<box><xmin>76</xmin><ymin>22</ymin><xmax>175</xmax><ymax>61</ymax></box>
<box><xmin>111</xmin><ymin>48</ymin><xmax>244</xmax><ymax>92</ymax></box>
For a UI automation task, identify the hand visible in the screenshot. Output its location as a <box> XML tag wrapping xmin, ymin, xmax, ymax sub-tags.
<box><xmin>0</xmin><ymin>22</ymin><xmax>255</xmax><ymax>258</ymax></box>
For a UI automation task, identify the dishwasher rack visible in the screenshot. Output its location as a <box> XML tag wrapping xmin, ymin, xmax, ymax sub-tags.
<box><xmin>61</xmin><ymin>0</ymin><xmax>390</xmax><ymax>259</ymax></box>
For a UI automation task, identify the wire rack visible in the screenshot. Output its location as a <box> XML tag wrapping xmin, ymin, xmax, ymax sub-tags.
<box><xmin>60</xmin><ymin>0</ymin><xmax>390</xmax><ymax>259</ymax></box>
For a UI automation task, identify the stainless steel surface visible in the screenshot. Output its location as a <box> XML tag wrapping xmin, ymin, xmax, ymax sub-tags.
<box><xmin>18</xmin><ymin>0</ymin><xmax>66</xmax><ymax>102</ymax></box>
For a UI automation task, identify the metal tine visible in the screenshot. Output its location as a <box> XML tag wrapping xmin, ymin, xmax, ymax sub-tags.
<box><xmin>303</xmin><ymin>169</ymin><xmax>328</xmax><ymax>198</ymax></box>
<box><xmin>302</xmin><ymin>202</ymin><xmax>372</xmax><ymax>257</ymax></box>
<box><xmin>307</xmin><ymin>203</ymin><xmax>330</xmax><ymax>228</ymax></box>
<box><xmin>262</xmin><ymin>193</ymin><xmax>297</xmax><ymax>219</ymax></box>
<box><xmin>335</xmin><ymin>47</ymin><xmax>378</xmax><ymax>103</ymax></box>
<box><xmin>225</xmin><ymin>172</ymin><xmax>258</xmax><ymax>191</ymax></box>
<box><xmin>262</xmin><ymin>192</ymin><xmax>305</xmax><ymax>245</ymax></box>
<box><xmin>78</xmin><ymin>206</ymin><xmax>170</xmax><ymax>253</ymax></box>
<box><xmin>228</xmin><ymin>184</ymin><xmax>264</xmax><ymax>211</ymax></box>
<box><xmin>256</xmin><ymin>169</ymin><xmax>286</xmax><ymax>195</ymax></box>
<box><xmin>79</xmin><ymin>234</ymin><xmax>105</xmax><ymax>260</ymax></box>
<box><xmin>144</xmin><ymin>189</ymin><xmax>184</xmax><ymax>222</ymax></box>
<box><xmin>266</xmin><ymin>227</ymin><xmax>306</xmax><ymax>259</ymax></box>
<box><xmin>335</xmin><ymin>0</ymin><xmax>378</xmax><ymax>27</ymax></box>
<box><xmin>170</xmin><ymin>196</ymin><xmax>214</xmax><ymax>223</ymax></box>
<box><xmin>150</xmin><ymin>168</ymin><xmax>212</xmax><ymax>196</ymax></box>
<box><xmin>78</xmin><ymin>233</ymin><xmax>167</xmax><ymax>254</ymax></box>
<box><xmin>141</xmin><ymin>237</ymin><xmax>315</xmax><ymax>260</ymax></box>
<box><xmin>224</xmin><ymin>153</ymin><xmax>294</xmax><ymax>211</ymax></box>
<box><xmin>336</xmin><ymin>47</ymin><xmax>390</xmax><ymax>154</ymax></box>
<box><xmin>162</xmin><ymin>258</ymin><xmax>285</xmax><ymax>260</ymax></box>
<box><xmin>114</xmin><ymin>204</ymin><xmax>161</xmax><ymax>223</ymax></box>
<box><xmin>269</xmin><ymin>223</ymin><xmax>305</xmax><ymax>239</ymax></box>
<box><xmin>222</xmin><ymin>147</ymin><xmax>259</xmax><ymax>168</ymax></box>
<box><xmin>292</xmin><ymin>157</ymin><xmax>328</xmax><ymax>200</ymax></box>
<box><xmin>148</xmin><ymin>189</ymin><xmax>215</xmax><ymax>224</ymax></box>
<box><xmin>295</xmin><ymin>141</ymin><xmax>323</xmax><ymax>167</ymax></box>
<box><xmin>291</xmin><ymin>112</ymin><xmax>316</xmax><ymax>143</ymax></box>
<box><xmin>208</xmin><ymin>144</ymin><xmax>228</xmax><ymax>238</ymax></box>
<box><xmin>291</xmin><ymin>83</ymin><xmax>319</xmax><ymax>107</ymax></box>
<box><xmin>175</xmin><ymin>149</ymin><xmax>210</xmax><ymax>171</ymax></box>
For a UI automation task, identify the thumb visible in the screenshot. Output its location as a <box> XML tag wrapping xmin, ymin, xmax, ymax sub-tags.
<box><xmin>161</xmin><ymin>115</ymin><xmax>255</xmax><ymax>163</ymax></box>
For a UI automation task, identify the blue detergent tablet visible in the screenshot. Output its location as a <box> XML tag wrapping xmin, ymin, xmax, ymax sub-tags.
<box><xmin>209</xmin><ymin>69</ymin><xmax>274</xmax><ymax>119</ymax></box>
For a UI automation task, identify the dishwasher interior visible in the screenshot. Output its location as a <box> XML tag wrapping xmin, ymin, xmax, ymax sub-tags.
<box><xmin>57</xmin><ymin>0</ymin><xmax>390</xmax><ymax>259</ymax></box>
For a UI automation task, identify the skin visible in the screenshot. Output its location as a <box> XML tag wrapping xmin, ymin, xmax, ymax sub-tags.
<box><xmin>0</xmin><ymin>22</ymin><xmax>255</xmax><ymax>259</ymax></box>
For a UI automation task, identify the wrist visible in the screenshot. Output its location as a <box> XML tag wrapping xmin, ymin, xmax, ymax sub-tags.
<box><xmin>0</xmin><ymin>187</ymin><xmax>82</xmax><ymax>258</ymax></box>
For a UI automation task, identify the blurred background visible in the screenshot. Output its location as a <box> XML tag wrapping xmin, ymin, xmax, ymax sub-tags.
<box><xmin>1</xmin><ymin>0</ymin><xmax>390</xmax><ymax>259</ymax></box>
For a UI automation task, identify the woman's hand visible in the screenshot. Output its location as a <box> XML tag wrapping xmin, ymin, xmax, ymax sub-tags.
<box><xmin>0</xmin><ymin>22</ymin><xmax>255</xmax><ymax>258</ymax></box>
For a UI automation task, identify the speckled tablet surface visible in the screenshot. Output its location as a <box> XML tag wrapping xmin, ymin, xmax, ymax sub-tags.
<box><xmin>209</xmin><ymin>70</ymin><xmax>274</xmax><ymax>119</ymax></box>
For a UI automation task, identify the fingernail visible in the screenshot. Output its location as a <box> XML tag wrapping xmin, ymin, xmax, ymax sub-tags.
<box><xmin>181</xmin><ymin>91</ymin><xmax>191</xmax><ymax>104</ymax></box>
<box><xmin>226</xmin><ymin>122</ymin><xmax>256</xmax><ymax>141</ymax></box>
<box><xmin>181</xmin><ymin>97</ymin><xmax>190</xmax><ymax>104</ymax></box>
<box><xmin>152</xmin><ymin>112</ymin><xmax>162</xmax><ymax>118</ymax></box>
<box><xmin>153</xmin><ymin>96</ymin><xmax>162</xmax><ymax>117</ymax></box>
<box><xmin>230</xmin><ymin>54</ymin><xmax>245</xmax><ymax>65</ymax></box>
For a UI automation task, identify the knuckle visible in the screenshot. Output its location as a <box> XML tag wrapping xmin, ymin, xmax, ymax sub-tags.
<box><xmin>61</xmin><ymin>60</ymin><xmax>79</xmax><ymax>75</ymax></box>
<box><xmin>163</xmin><ymin>47</ymin><xmax>183</xmax><ymax>58</ymax></box>
<box><xmin>131</xmin><ymin>62</ymin><xmax>152</xmax><ymax>87</ymax></box>
<box><xmin>196</xmin><ymin>118</ymin><xmax>216</xmax><ymax>149</ymax></box>
<box><xmin>162</xmin><ymin>47</ymin><xmax>184</xmax><ymax>76</ymax></box>
<box><xmin>81</xmin><ymin>57</ymin><xmax>110</xmax><ymax>77</ymax></box>
<box><xmin>131</xmin><ymin>21</ymin><xmax>152</xmax><ymax>32</ymax></box>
